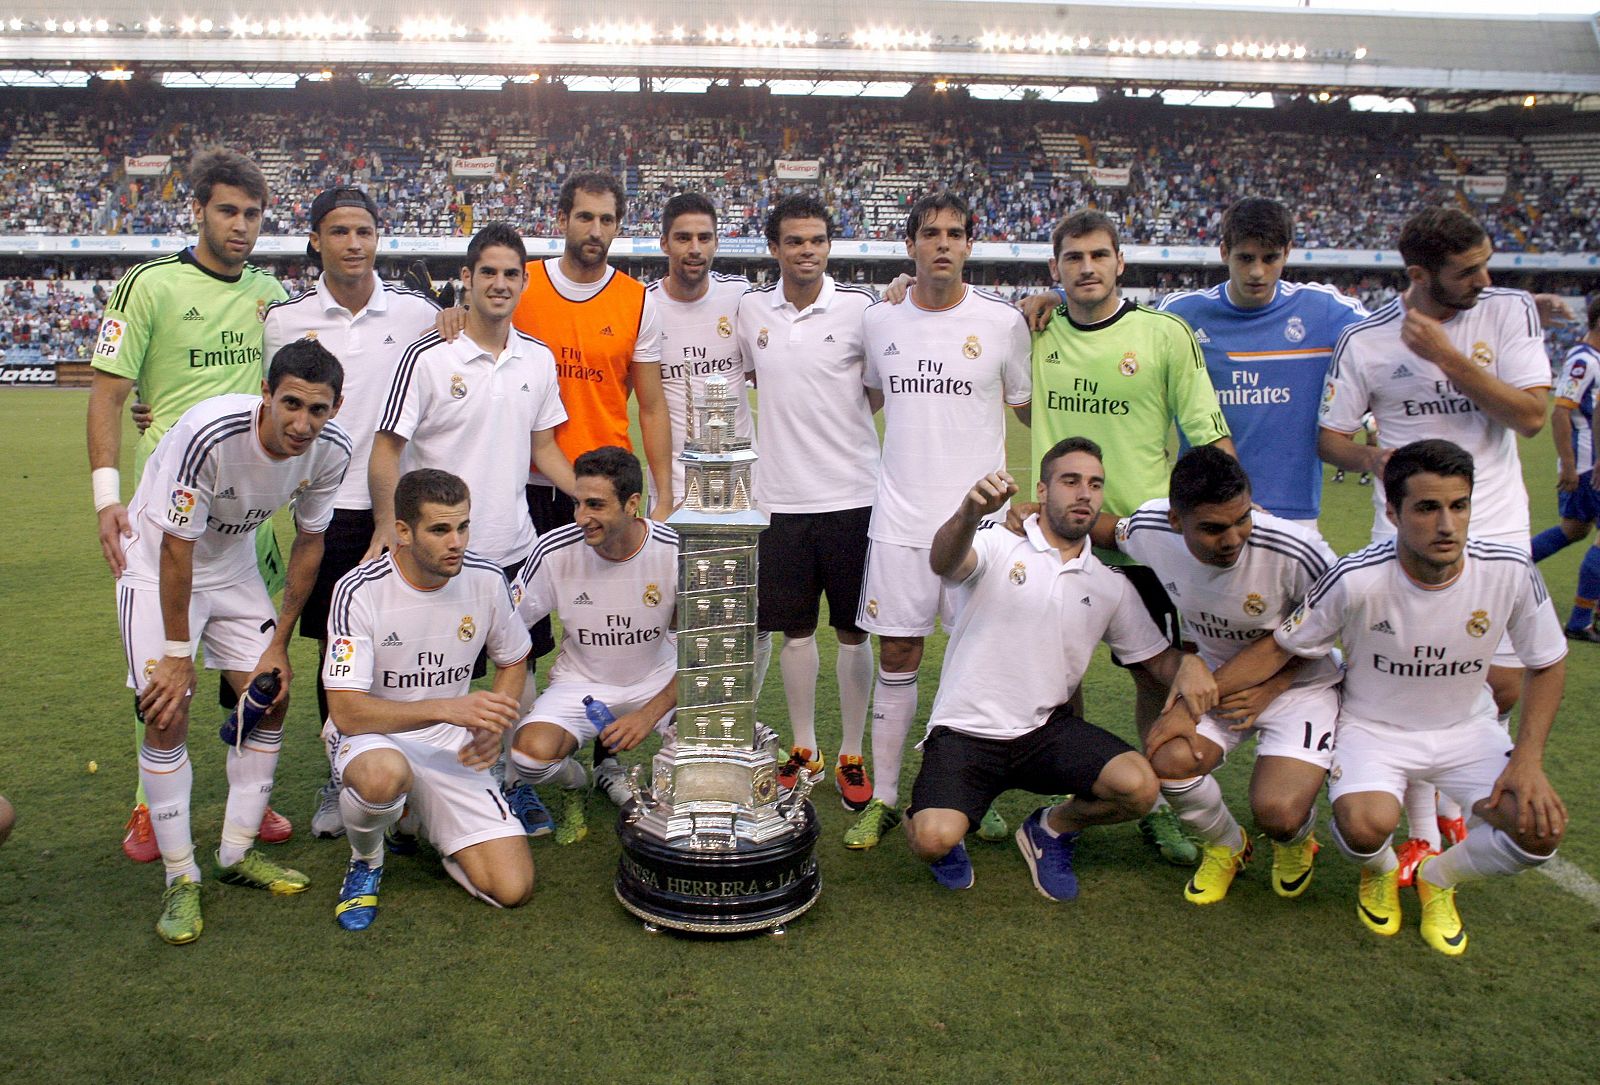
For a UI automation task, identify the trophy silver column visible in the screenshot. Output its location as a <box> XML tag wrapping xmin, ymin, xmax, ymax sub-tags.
<box><xmin>615</xmin><ymin>375</ymin><xmax>822</xmax><ymax>936</ymax></box>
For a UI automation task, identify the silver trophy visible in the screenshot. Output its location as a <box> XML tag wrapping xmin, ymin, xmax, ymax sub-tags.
<box><xmin>614</xmin><ymin>375</ymin><xmax>821</xmax><ymax>936</ymax></box>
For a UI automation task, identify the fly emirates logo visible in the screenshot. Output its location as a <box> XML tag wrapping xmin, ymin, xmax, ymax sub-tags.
<box><xmin>1372</xmin><ymin>643</ymin><xmax>1485</xmax><ymax>678</ymax></box>
<box><xmin>577</xmin><ymin>613</ymin><xmax>665</xmax><ymax>647</ymax></box>
<box><xmin>888</xmin><ymin>358</ymin><xmax>974</xmax><ymax>396</ymax></box>
<box><xmin>1216</xmin><ymin>369</ymin><xmax>1291</xmax><ymax>406</ymax></box>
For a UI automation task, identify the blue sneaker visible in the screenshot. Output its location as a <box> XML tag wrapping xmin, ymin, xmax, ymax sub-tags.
<box><xmin>1015</xmin><ymin>807</ymin><xmax>1080</xmax><ymax>901</ymax></box>
<box><xmin>504</xmin><ymin>782</ymin><xmax>554</xmax><ymax>838</ymax></box>
<box><xmin>929</xmin><ymin>842</ymin><xmax>975</xmax><ymax>890</ymax></box>
<box><xmin>335</xmin><ymin>859</ymin><xmax>383</xmax><ymax>931</ymax></box>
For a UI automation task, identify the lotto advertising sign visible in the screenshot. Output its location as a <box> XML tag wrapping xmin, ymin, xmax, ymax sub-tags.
<box><xmin>0</xmin><ymin>362</ymin><xmax>57</xmax><ymax>385</ymax></box>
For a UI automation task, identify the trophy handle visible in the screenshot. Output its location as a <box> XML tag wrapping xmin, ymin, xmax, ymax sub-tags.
<box><xmin>781</xmin><ymin>769</ymin><xmax>818</xmax><ymax>823</ymax></box>
<box><xmin>623</xmin><ymin>764</ymin><xmax>651</xmax><ymax>823</ymax></box>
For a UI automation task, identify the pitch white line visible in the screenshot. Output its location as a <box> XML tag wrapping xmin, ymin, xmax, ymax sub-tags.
<box><xmin>1540</xmin><ymin>855</ymin><xmax>1600</xmax><ymax>912</ymax></box>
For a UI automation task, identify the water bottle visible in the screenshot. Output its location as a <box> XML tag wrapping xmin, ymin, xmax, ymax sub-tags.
<box><xmin>220</xmin><ymin>668</ymin><xmax>282</xmax><ymax>746</ymax></box>
<box><xmin>584</xmin><ymin>695</ymin><xmax>617</xmax><ymax>748</ymax></box>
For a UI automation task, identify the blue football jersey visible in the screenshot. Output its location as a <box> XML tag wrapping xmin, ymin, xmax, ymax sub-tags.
<box><xmin>1554</xmin><ymin>342</ymin><xmax>1598</xmax><ymax>472</ymax></box>
<box><xmin>1160</xmin><ymin>281</ymin><xmax>1366</xmax><ymax>520</ymax></box>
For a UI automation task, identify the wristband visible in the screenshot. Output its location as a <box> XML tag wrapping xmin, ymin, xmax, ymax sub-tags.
<box><xmin>163</xmin><ymin>639</ymin><xmax>195</xmax><ymax>659</ymax></box>
<box><xmin>92</xmin><ymin>467</ymin><xmax>122</xmax><ymax>512</ymax></box>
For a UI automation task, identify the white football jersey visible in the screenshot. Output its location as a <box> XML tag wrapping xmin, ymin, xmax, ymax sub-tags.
<box><xmin>1320</xmin><ymin>290</ymin><xmax>1551</xmax><ymax>541</ymax></box>
<box><xmin>1277</xmin><ymin>539</ymin><xmax>1566</xmax><ymax>732</ymax></box>
<box><xmin>863</xmin><ymin>287</ymin><xmax>1032</xmax><ymax>547</ymax></box>
<box><xmin>121</xmin><ymin>393</ymin><xmax>350</xmax><ymax>592</ymax></box>
<box><xmin>651</xmin><ymin>273</ymin><xmax>753</xmax><ymax>503</ymax></box>
<box><xmin>264</xmin><ymin>276</ymin><xmax>440</xmax><ymax>510</ymax></box>
<box><xmin>1115</xmin><ymin>499</ymin><xmax>1340</xmax><ymax>688</ymax></box>
<box><xmin>322</xmin><ymin>551</ymin><xmax>532</xmax><ymax>748</ymax></box>
<box><xmin>513</xmin><ymin>521</ymin><xmax>679</xmax><ymax>686</ymax></box>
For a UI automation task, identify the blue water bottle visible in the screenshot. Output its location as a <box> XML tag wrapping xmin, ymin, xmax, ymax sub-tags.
<box><xmin>584</xmin><ymin>695</ymin><xmax>616</xmax><ymax>748</ymax></box>
<box><xmin>220</xmin><ymin>668</ymin><xmax>282</xmax><ymax>746</ymax></box>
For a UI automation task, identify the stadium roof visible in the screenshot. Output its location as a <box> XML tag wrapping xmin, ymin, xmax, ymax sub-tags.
<box><xmin>2</xmin><ymin>2</ymin><xmax>1597</xmax><ymax>101</ymax></box>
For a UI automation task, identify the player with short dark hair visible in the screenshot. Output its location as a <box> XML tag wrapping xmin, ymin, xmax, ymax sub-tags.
<box><xmin>322</xmin><ymin>468</ymin><xmax>534</xmax><ymax>927</ymax></box>
<box><xmin>1210</xmin><ymin>439</ymin><xmax>1569</xmax><ymax>956</ymax></box>
<box><xmin>116</xmin><ymin>342</ymin><xmax>351</xmax><ymax>944</ymax></box>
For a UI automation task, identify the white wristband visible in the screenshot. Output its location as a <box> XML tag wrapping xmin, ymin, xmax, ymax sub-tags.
<box><xmin>163</xmin><ymin>639</ymin><xmax>194</xmax><ymax>659</ymax></box>
<box><xmin>92</xmin><ymin>467</ymin><xmax>122</xmax><ymax>512</ymax></box>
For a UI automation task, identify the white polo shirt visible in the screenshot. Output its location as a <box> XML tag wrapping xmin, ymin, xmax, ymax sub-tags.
<box><xmin>1320</xmin><ymin>289</ymin><xmax>1551</xmax><ymax>542</ymax></box>
<box><xmin>863</xmin><ymin>286</ymin><xmax>1032</xmax><ymax>547</ymax></box>
<box><xmin>377</xmin><ymin>328</ymin><xmax>566</xmax><ymax>566</ymax></box>
<box><xmin>652</xmin><ymin>272</ymin><xmax>753</xmax><ymax>502</ymax></box>
<box><xmin>927</xmin><ymin>516</ymin><xmax>1170</xmax><ymax>741</ymax></box>
<box><xmin>265</xmin><ymin>274</ymin><xmax>440</xmax><ymax>510</ymax></box>
<box><xmin>1278</xmin><ymin>539</ymin><xmax>1567</xmax><ymax>733</ymax></box>
<box><xmin>737</xmin><ymin>276</ymin><xmax>880</xmax><ymax>514</ymax></box>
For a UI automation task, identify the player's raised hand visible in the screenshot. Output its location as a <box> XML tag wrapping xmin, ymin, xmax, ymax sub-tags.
<box><xmin>1534</xmin><ymin>293</ymin><xmax>1575</xmax><ymax>327</ymax></box>
<box><xmin>963</xmin><ymin>470</ymin><xmax>1018</xmax><ymax>521</ymax></box>
<box><xmin>1004</xmin><ymin>500</ymin><xmax>1040</xmax><ymax>537</ymax></box>
<box><xmin>881</xmin><ymin>273</ymin><xmax>915</xmax><ymax>304</ymax></box>
<box><xmin>97</xmin><ymin>504</ymin><xmax>133</xmax><ymax>577</ymax></box>
<box><xmin>1483</xmin><ymin>755</ymin><xmax>1567</xmax><ymax>844</ymax></box>
<box><xmin>1399</xmin><ymin>308</ymin><xmax>1461</xmax><ymax>370</ymax></box>
<box><xmin>362</xmin><ymin>523</ymin><xmax>398</xmax><ymax>563</ymax></box>
<box><xmin>138</xmin><ymin>656</ymin><xmax>196</xmax><ymax>732</ymax></box>
<box><xmin>1019</xmin><ymin>292</ymin><xmax>1059</xmax><ymax>333</ymax></box>
<box><xmin>434</xmin><ymin>305</ymin><xmax>467</xmax><ymax>342</ymax></box>
<box><xmin>448</xmin><ymin>690</ymin><xmax>520</xmax><ymax>734</ymax></box>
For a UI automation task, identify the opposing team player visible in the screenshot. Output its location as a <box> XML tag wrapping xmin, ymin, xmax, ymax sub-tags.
<box><xmin>1115</xmin><ymin>448</ymin><xmax>1339</xmax><ymax>904</ymax></box>
<box><xmin>264</xmin><ymin>186</ymin><xmax>440</xmax><ymax>836</ymax></box>
<box><xmin>88</xmin><ymin>148</ymin><xmax>292</xmax><ymax>859</ymax></box>
<box><xmin>509</xmin><ymin>448</ymin><xmax>680</xmax><ymax>845</ymax></box>
<box><xmin>904</xmin><ymin>439</ymin><xmax>1211</xmax><ymax>897</ymax></box>
<box><xmin>322</xmin><ymin>469</ymin><xmax>534</xmax><ymax>928</ymax></box>
<box><xmin>738</xmin><ymin>195</ymin><xmax>880</xmax><ymax>810</ymax></box>
<box><xmin>1211</xmin><ymin>440</ymin><xmax>1568</xmax><ymax>956</ymax></box>
<box><xmin>1319</xmin><ymin>207</ymin><xmax>1550</xmax><ymax>879</ymax></box>
<box><xmin>116</xmin><ymin>340</ymin><xmax>351</xmax><ymax>944</ymax></box>
<box><xmin>849</xmin><ymin>191</ymin><xmax>1031</xmax><ymax>850</ymax></box>
<box><xmin>1530</xmin><ymin>297</ymin><xmax>1600</xmax><ymax>640</ymax></box>
<box><xmin>1157</xmin><ymin>198</ymin><xmax>1367</xmax><ymax>528</ymax></box>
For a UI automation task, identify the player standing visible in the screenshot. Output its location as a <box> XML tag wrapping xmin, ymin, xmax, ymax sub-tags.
<box><xmin>87</xmin><ymin>148</ymin><xmax>292</xmax><ymax>860</ymax></box>
<box><xmin>848</xmin><ymin>192</ymin><xmax>1032</xmax><ymax>850</ymax></box>
<box><xmin>1210</xmin><ymin>440</ymin><xmax>1568</xmax><ymax>956</ymax></box>
<box><xmin>323</xmin><ymin>469</ymin><xmax>534</xmax><ymax>928</ymax></box>
<box><xmin>1319</xmin><ymin>207</ymin><xmax>1551</xmax><ymax>879</ymax></box>
<box><xmin>117</xmin><ymin>341</ymin><xmax>351</xmax><ymax>943</ymax></box>
<box><xmin>1530</xmin><ymin>298</ymin><xmax>1600</xmax><ymax>640</ymax></box>
<box><xmin>509</xmin><ymin>448</ymin><xmax>680</xmax><ymax>845</ymax></box>
<box><xmin>737</xmin><ymin>195</ymin><xmax>880</xmax><ymax>809</ymax></box>
<box><xmin>263</xmin><ymin>186</ymin><xmax>440</xmax><ymax>836</ymax></box>
<box><xmin>1157</xmin><ymin>198</ymin><xmax>1367</xmax><ymax>528</ymax></box>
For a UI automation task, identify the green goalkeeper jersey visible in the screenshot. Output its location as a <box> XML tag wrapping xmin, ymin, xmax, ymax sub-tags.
<box><xmin>1030</xmin><ymin>299</ymin><xmax>1229</xmax><ymax>561</ymax></box>
<box><xmin>92</xmin><ymin>248</ymin><xmax>287</xmax><ymax>478</ymax></box>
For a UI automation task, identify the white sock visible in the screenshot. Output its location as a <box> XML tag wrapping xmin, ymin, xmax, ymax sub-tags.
<box><xmin>1331</xmin><ymin>819</ymin><xmax>1398</xmax><ymax>874</ymax></box>
<box><xmin>341</xmin><ymin>786</ymin><xmax>405</xmax><ymax>865</ymax></box>
<box><xmin>1402</xmin><ymin>780</ymin><xmax>1443</xmax><ymax>849</ymax></box>
<box><xmin>509</xmin><ymin>749</ymin><xmax>586</xmax><ymax>789</ymax></box>
<box><xmin>779</xmin><ymin>634</ymin><xmax>820</xmax><ymax>754</ymax></box>
<box><xmin>218</xmin><ymin>727</ymin><xmax>282</xmax><ymax>866</ymax></box>
<box><xmin>442</xmin><ymin>854</ymin><xmax>504</xmax><ymax>908</ymax></box>
<box><xmin>753</xmin><ymin>631</ymin><xmax>773</xmax><ymax>703</ymax></box>
<box><xmin>869</xmin><ymin>669</ymin><xmax>919</xmax><ymax>807</ymax></box>
<box><xmin>1160</xmin><ymin>775</ymin><xmax>1242</xmax><ymax>847</ymax></box>
<box><xmin>140</xmin><ymin>743</ymin><xmax>199</xmax><ymax>885</ymax></box>
<box><xmin>836</xmin><ymin>640</ymin><xmax>873</xmax><ymax>759</ymax></box>
<box><xmin>1436</xmin><ymin>793</ymin><xmax>1464</xmax><ymax>823</ymax></box>
<box><xmin>1420</xmin><ymin>826</ymin><xmax>1548</xmax><ymax>888</ymax></box>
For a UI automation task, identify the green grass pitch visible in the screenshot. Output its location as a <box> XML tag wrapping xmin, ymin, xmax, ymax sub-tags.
<box><xmin>1</xmin><ymin>390</ymin><xmax>1596</xmax><ymax>1084</ymax></box>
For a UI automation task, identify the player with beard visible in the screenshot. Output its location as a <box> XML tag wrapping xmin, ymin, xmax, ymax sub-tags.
<box><xmin>903</xmin><ymin>438</ymin><xmax>1212</xmax><ymax>896</ymax></box>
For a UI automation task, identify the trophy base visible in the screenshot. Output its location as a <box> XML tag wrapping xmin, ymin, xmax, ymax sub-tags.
<box><xmin>615</xmin><ymin>800</ymin><xmax>821</xmax><ymax>937</ymax></box>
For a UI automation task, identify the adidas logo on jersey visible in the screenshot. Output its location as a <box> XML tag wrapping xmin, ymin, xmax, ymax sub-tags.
<box><xmin>824</xmin><ymin>334</ymin><xmax>836</xmax><ymax>343</ymax></box>
<box><xmin>1193</xmin><ymin>328</ymin><xmax>1210</xmax><ymax>344</ymax></box>
<box><xmin>521</xmin><ymin>383</ymin><xmax>530</xmax><ymax>392</ymax></box>
<box><xmin>216</xmin><ymin>486</ymin><xmax>237</xmax><ymax>499</ymax></box>
<box><xmin>1164</xmin><ymin>581</ymin><xmax>1179</xmax><ymax>595</ymax></box>
<box><xmin>182</xmin><ymin>307</ymin><xmax>203</xmax><ymax>321</ymax></box>
<box><xmin>1045</xmin><ymin>351</ymin><xmax>1061</xmax><ymax>364</ymax></box>
<box><xmin>1080</xmin><ymin>596</ymin><xmax>1092</xmax><ymax>606</ymax></box>
<box><xmin>1370</xmin><ymin>619</ymin><xmax>1395</xmax><ymax>634</ymax></box>
<box><xmin>383</xmin><ymin>335</ymin><xmax>396</xmax><ymax>344</ymax></box>
<box><xmin>883</xmin><ymin>342</ymin><xmax>900</xmax><ymax>356</ymax></box>
<box><xmin>600</xmin><ymin>326</ymin><xmax>615</xmax><ymax>337</ymax></box>
<box><xmin>382</xmin><ymin>631</ymin><xmax>404</xmax><ymax>646</ymax></box>
<box><xmin>1391</xmin><ymin>364</ymin><xmax>1414</xmax><ymax>379</ymax></box>
<box><xmin>573</xmin><ymin>592</ymin><xmax>594</xmax><ymax>605</ymax></box>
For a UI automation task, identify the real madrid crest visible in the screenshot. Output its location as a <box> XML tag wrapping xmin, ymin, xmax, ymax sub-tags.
<box><xmin>865</xmin><ymin>598</ymin><xmax>880</xmax><ymax>619</ymax></box>
<box><xmin>1009</xmin><ymin>561</ymin><xmax>1027</xmax><ymax>585</ymax></box>
<box><xmin>1466</xmin><ymin>609</ymin><xmax>1490</xmax><ymax>638</ymax></box>
<box><xmin>716</xmin><ymin>316</ymin><xmax>733</xmax><ymax>339</ymax></box>
<box><xmin>1285</xmin><ymin>317</ymin><xmax>1306</xmax><ymax>343</ymax></box>
<box><xmin>458</xmin><ymin>615</ymin><xmax>477</xmax><ymax>641</ymax></box>
<box><xmin>1243</xmin><ymin>593</ymin><xmax>1266</xmax><ymax>617</ymax></box>
<box><xmin>1470</xmin><ymin>341</ymin><xmax>1494</xmax><ymax>368</ymax></box>
<box><xmin>757</xmin><ymin>327</ymin><xmax>769</xmax><ymax>349</ymax></box>
<box><xmin>256</xmin><ymin>299</ymin><xmax>267</xmax><ymax>322</ymax></box>
<box><xmin>510</xmin><ymin>583</ymin><xmax>524</xmax><ymax>608</ymax></box>
<box><xmin>963</xmin><ymin>335</ymin><xmax>982</xmax><ymax>359</ymax></box>
<box><xmin>1119</xmin><ymin>350</ymin><xmax>1139</xmax><ymax>376</ymax></box>
<box><xmin>449</xmin><ymin>374</ymin><xmax>467</xmax><ymax>400</ymax></box>
<box><xmin>642</xmin><ymin>583</ymin><xmax>662</xmax><ymax>607</ymax></box>
<box><xmin>143</xmin><ymin>658</ymin><xmax>158</xmax><ymax>680</ymax></box>
<box><xmin>302</xmin><ymin>330</ymin><xmax>319</xmax><ymax>341</ymax></box>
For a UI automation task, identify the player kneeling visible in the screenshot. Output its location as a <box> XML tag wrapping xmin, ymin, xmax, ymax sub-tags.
<box><xmin>323</xmin><ymin>470</ymin><xmax>533</xmax><ymax>929</ymax></box>
<box><xmin>1213</xmin><ymin>440</ymin><xmax>1568</xmax><ymax>955</ymax></box>
<box><xmin>1129</xmin><ymin>448</ymin><xmax>1340</xmax><ymax>904</ymax></box>
<box><xmin>902</xmin><ymin>439</ymin><xmax>1214</xmax><ymax>898</ymax></box>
